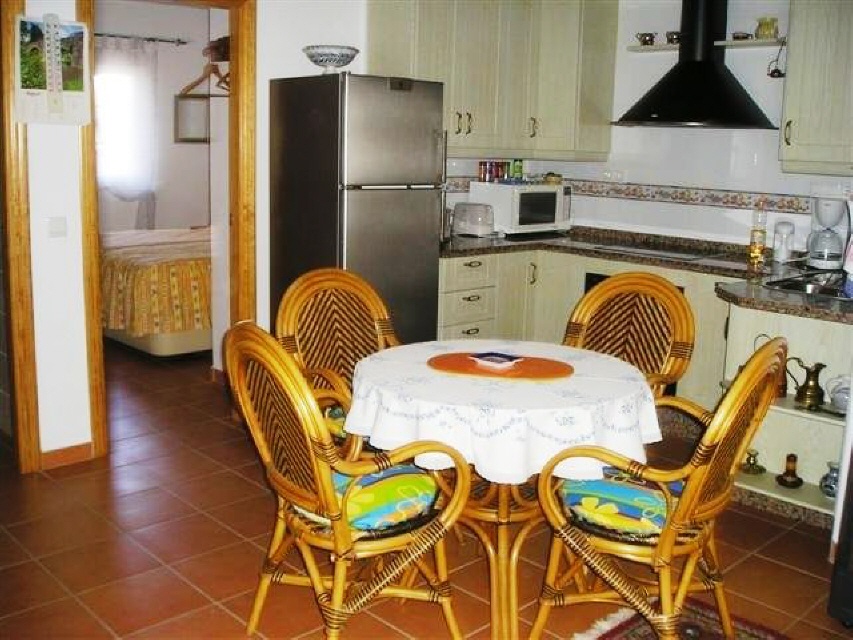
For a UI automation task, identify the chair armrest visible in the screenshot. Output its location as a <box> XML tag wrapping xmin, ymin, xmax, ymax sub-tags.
<box><xmin>335</xmin><ymin>441</ymin><xmax>472</xmax><ymax>530</ymax></box>
<box><xmin>655</xmin><ymin>395</ymin><xmax>714</xmax><ymax>427</ymax></box>
<box><xmin>645</xmin><ymin>373</ymin><xmax>673</xmax><ymax>398</ymax></box>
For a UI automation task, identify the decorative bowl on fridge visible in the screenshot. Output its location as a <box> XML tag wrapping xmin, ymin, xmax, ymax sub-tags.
<box><xmin>302</xmin><ymin>45</ymin><xmax>359</xmax><ymax>74</ymax></box>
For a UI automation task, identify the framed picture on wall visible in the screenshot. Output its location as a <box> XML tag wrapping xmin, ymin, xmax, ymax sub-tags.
<box><xmin>15</xmin><ymin>13</ymin><xmax>91</xmax><ymax>124</ymax></box>
<box><xmin>174</xmin><ymin>95</ymin><xmax>209</xmax><ymax>143</ymax></box>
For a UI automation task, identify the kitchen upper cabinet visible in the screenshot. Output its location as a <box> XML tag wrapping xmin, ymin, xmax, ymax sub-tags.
<box><xmin>367</xmin><ymin>0</ymin><xmax>501</xmax><ymax>154</ymax></box>
<box><xmin>780</xmin><ymin>0</ymin><xmax>853</xmax><ymax>175</ymax></box>
<box><xmin>499</xmin><ymin>0</ymin><xmax>618</xmax><ymax>160</ymax></box>
<box><xmin>366</xmin><ymin>0</ymin><xmax>617</xmax><ymax>160</ymax></box>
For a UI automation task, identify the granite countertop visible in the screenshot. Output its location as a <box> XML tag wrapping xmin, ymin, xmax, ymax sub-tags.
<box><xmin>441</xmin><ymin>227</ymin><xmax>755</xmax><ymax>278</ymax></box>
<box><xmin>442</xmin><ymin>228</ymin><xmax>853</xmax><ymax>325</ymax></box>
<box><xmin>715</xmin><ymin>279</ymin><xmax>853</xmax><ymax>324</ymax></box>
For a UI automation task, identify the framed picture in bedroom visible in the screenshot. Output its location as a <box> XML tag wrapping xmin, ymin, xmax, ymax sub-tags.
<box><xmin>174</xmin><ymin>94</ymin><xmax>208</xmax><ymax>143</ymax></box>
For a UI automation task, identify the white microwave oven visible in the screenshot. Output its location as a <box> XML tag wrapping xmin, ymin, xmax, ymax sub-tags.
<box><xmin>468</xmin><ymin>182</ymin><xmax>570</xmax><ymax>236</ymax></box>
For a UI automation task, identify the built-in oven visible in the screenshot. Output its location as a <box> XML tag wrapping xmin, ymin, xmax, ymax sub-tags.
<box><xmin>584</xmin><ymin>273</ymin><xmax>679</xmax><ymax>397</ymax></box>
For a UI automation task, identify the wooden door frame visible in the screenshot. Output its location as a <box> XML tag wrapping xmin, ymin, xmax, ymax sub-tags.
<box><xmin>0</xmin><ymin>0</ymin><xmax>255</xmax><ymax>473</ymax></box>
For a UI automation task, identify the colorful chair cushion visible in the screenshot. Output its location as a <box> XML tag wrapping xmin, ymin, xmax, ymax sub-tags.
<box><xmin>296</xmin><ymin>464</ymin><xmax>439</xmax><ymax>533</ymax></box>
<box><xmin>323</xmin><ymin>405</ymin><xmax>347</xmax><ymax>438</ymax></box>
<box><xmin>560</xmin><ymin>467</ymin><xmax>684</xmax><ymax>536</ymax></box>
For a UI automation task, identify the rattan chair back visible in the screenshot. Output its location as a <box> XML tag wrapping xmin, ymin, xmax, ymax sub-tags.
<box><xmin>274</xmin><ymin>268</ymin><xmax>400</xmax><ymax>387</ymax></box>
<box><xmin>224</xmin><ymin>320</ymin><xmax>470</xmax><ymax>638</ymax></box>
<box><xmin>224</xmin><ymin>320</ymin><xmax>343</xmax><ymax>531</ymax></box>
<box><xmin>531</xmin><ymin>337</ymin><xmax>787</xmax><ymax>640</ymax></box>
<box><xmin>669</xmin><ymin>336</ymin><xmax>786</xmax><ymax>527</ymax></box>
<box><xmin>563</xmin><ymin>272</ymin><xmax>695</xmax><ymax>396</ymax></box>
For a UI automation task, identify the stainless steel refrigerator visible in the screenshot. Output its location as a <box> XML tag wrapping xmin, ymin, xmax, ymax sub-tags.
<box><xmin>270</xmin><ymin>73</ymin><xmax>445</xmax><ymax>343</ymax></box>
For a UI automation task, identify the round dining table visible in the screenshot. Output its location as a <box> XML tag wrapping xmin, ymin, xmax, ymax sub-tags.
<box><xmin>344</xmin><ymin>339</ymin><xmax>661</xmax><ymax>639</ymax></box>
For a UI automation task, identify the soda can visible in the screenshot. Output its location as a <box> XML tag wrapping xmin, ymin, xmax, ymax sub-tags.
<box><xmin>478</xmin><ymin>161</ymin><xmax>487</xmax><ymax>182</ymax></box>
<box><xmin>512</xmin><ymin>159</ymin><xmax>523</xmax><ymax>179</ymax></box>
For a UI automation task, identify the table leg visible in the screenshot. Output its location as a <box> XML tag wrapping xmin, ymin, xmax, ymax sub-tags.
<box><xmin>461</xmin><ymin>484</ymin><xmax>541</xmax><ymax>640</ymax></box>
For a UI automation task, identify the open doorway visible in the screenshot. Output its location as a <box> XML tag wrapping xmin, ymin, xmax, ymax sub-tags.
<box><xmin>0</xmin><ymin>0</ymin><xmax>255</xmax><ymax>473</ymax></box>
<box><xmin>94</xmin><ymin>1</ymin><xmax>223</xmax><ymax>380</ymax></box>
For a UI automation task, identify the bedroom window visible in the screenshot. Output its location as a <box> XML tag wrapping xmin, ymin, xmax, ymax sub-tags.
<box><xmin>93</xmin><ymin>36</ymin><xmax>158</xmax><ymax>200</ymax></box>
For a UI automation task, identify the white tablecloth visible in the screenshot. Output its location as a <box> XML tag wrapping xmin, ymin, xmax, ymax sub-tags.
<box><xmin>344</xmin><ymin>340</ymin><xmax>661</xmax><ymax>484</ymax></box>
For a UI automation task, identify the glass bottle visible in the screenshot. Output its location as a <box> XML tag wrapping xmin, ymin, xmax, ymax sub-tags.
<box><xmin>748</xmin><ymin>209</ymin><xmax>767</xmax><ymax>269</ymax></box>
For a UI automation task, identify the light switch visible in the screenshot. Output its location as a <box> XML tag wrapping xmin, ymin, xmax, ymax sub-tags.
<box><xmin>47</xmin><ymin>216</ymin><xmax>67</xmax><ymax>238</ymax></box>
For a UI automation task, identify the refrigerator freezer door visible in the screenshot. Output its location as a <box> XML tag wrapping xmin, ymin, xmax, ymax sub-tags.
<box><xmin>342</xmin><ymin>75</ymin><xmax>444</xmax><ymax>186</ymax></box>
<box><xmin>343</xmin><ymin>189</ymin><xmax>441</xmax><ymax>343</ymax></box>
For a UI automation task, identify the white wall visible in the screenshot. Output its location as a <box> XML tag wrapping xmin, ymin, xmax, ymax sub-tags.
<box><xmin>95</xmin><ymin>0</ymin><xmax>210</xmax><ymax>230</ymax></box>
<box><xmin>255</xmin><ymin>0</ymin><xmax>367</xmax><ymax>328</ymax></box>
<box><xmin>25</xmin><ymin>0</ymin><xmax>91</xmax><ymax>451</ymax></box>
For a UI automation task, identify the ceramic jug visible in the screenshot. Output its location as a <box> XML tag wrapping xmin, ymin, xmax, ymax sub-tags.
<box><xmin>786</xmin><ymin>357</ymin><xmax>826</xmax><ymax>410</ymax></box>
<box><xmin>826</xmin><ymin>375</ymin><xmax>851</xmax><ymax>414</ymax></box>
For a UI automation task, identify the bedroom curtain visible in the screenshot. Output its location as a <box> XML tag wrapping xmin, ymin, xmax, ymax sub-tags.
<box><xmin>94</xmin><ymin>36</ymin><xmax>158</xmax><ymax>229</ymax></box>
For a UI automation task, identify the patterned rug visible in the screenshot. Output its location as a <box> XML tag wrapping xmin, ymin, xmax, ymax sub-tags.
<box><xmin>573</xmin><ymin>599</ymin><xmax>790</xmax><ymax>639</ymax></box>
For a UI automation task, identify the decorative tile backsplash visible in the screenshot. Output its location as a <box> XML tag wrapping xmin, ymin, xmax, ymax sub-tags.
<box><xmin>447</xmin><ymin>177</ymin><xmax>813</xmax><ymax>216</ymax></box>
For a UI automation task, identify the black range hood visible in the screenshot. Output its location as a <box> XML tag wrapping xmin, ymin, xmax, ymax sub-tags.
<box><xmin>615</xmin><ymin>0</ymin><xmax>775</xmax><ymax>129</ymax></box>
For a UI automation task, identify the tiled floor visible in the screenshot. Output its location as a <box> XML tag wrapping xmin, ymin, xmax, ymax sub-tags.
<box><xmin>0</xmin><ymin>340</ymin><xmax>851</xmax><ymax>638</ymax></box>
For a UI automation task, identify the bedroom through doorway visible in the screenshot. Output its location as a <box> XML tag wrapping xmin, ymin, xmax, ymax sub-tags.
<box><xmin>94</xmin><ymin>0</ymin><xmax>229</xmax><ymax>385</ymax></box>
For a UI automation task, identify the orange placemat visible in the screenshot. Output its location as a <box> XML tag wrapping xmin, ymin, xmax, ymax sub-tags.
<box><xmin>427</xmin><ymin>352</ymin><xmax>574</xmax><ymax>380</ymax></box>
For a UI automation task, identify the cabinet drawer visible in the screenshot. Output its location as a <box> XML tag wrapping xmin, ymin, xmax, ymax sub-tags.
<box><xmin>440</xmin><ymin>255</ymin><xmax>496</xmax><ymax>291</ymax></box>
<box><xmin>440</xmin><ymin>288</ymin><xmax>496</xmax><ymax>325</ymax></box>
<box><xmin>438</xmin><ymin>319</ymin><xmax>496</xmax><ymax>340</ymax></box>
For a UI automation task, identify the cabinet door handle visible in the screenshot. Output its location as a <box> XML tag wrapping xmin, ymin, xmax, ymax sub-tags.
<box><xmin>462</xmin><ymin>327</ymin><xmax>480</xmax><ymax>335</ymax></box>
<box><xmin>455</xmin><ymin>112</ymin><xmax>462</xmax><ymax>135</ymax></box>
<box><xmin>528</xmin><ymin>262</ymin><xmax>538</xmax><ymax>285</ymax></box>
<box><xmin>462</xmin><ymin>294</ymin><xmax>481</xmax><ymax>302</ymax></box>
<box><xmin>529</xmin><ymin>117</ymin><xmax>538</xmax><ymax>138</ymax></box>
<box><xmin>463</xmin><ymin>260</ymin><xmax>482</xmax><ymax>268</ymax></box>
<box><xmin>466</xmin><ymin>112</ymin><xmax>473</xmax><ymax>134</ymax></box>
<box><xmin>783</xmin><ymin>119</ymin><xmax>792</xmax><ymax>146</ymax></box>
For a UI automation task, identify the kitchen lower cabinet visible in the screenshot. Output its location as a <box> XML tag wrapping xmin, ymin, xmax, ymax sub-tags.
<box><xmin>438</xmin><ymin>254</ymin><xmax>498</xmax><ymax>340</ymax></box>
<box><xmin>780</xmin><ymin>0</ymin><xmax>853</xmax><ymax>175</ymax></box>
<box><xmin>494</xmin><ymin>250</ymin><xmax>536</xmax><ymax>339</ymax></box>
<box><xmin>724</xmin><ymin>305</ymin><xmax>851</xmax><ymax>497</ymax></box>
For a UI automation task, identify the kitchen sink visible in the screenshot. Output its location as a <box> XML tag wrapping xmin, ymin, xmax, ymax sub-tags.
<box><xmin>591</xmin><ymin>245</ymin><xmax>717</xmax><ymax>261</ymax></box>
<box><xmin>763</xmin><ymin>270</ymin><xmax>849</xmax><ymax>300</ymax></box>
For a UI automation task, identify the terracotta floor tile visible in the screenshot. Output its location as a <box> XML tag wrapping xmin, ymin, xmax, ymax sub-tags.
<box><xmin>723</xmin><ymin>554</ymin><xmax>830</xmax><ymax>617</ymax></box>
<box><xmin>172</xmin><ymin>541</ymin><xmax>263</xmax><ymax>601</ymax></box>
<box><xmin>0</xmin><ymin>597</ymin><xmax>113</xmax><ymax>638</ymax></box>
<box><xmin>715</xmin><ymin>509</ymin><xmax>789</xmax><ymax>552</ymax></box>
<box><xmin>109</xmin><ymin>431</ymin><xmax>186</xmax><ymax>466</ymax></box>
<box><xmin>0</xmin><ymin>526</ymin><xmax>29</xmax><ymax>568</ymax></box>
<box><xmin>130</xmin><ymin>604</ymin><xmax>248</xmax><ymax>639</ymax></box>
<box><xmin>692</xmin><ymin>591</ymin><xmax>797</xmax><ymax>632</ymax></box>
<box><xmin>93</xmin><ymin>486</ymin><xmax>198</xmax><ymax>531</ymax></box>
<box><xmin>40</xmin><ymin>535</ymin><xmax>160</xmax><ymax>592</ymax></box>
<box><xmin>755</xmin><ymin>528</ymin><xmax>834</xmax><ymax>579</ymax></box>
<box><xmin>108</xmin><ymin>413</ymin><xmax>160</xmax><ymax>441</ymax></box>
<box><xmin>232</xmin><ymin>460</ymin><xmax>267</xmax><ymax>486</ymax></box>
<box><xmin>7</xmin><ymin>505</ymin><xmax>119</xmax><ymax>557</ymax></box>
<box><xmin>519</xmin><ymin>599</ymin><xmax>625</xmax><ymax>638</ymax></box>
<box><xmin>222</xmin><ymin>587</ymin><xmax>325</xmax><ymax>638</ymax></box>
<box><xmin>0</xmin><ymin>474</ymin><xmax>71</xmax><ymax>526</ymax></box>
<box><xmin>448</xmin><ymin>556</ymin><xmax>545</xmax><ymax>611</ymax></box>
<box><xmin>206</xmin><ymin>493</ymin><xmax>278</xmax><ymax>539</ymax></box>
<box><xmin>130</xmin><ymin>512</ymin><xmax>242</xmax><ymax>563</ymax></box>
<box><xmin>168</xmin><ymin>469</ymin><xmax>267</xmax><ymax>511</ymax></box>
<box><xmin>196</xmin><ymin>436</ymin><xmax>258</xmax><ymax>469</ymax></box>
<box><xmin>55</xmin><ymin>464</ymin><xmax>164</xmax><ymax>506</ymax></box>
<box><xmin>784</xmin><ymin>620</ymin><xmax>849</xmax><ymax>638</ymax></box>
<box><xmin>169</xmin><ymin>419</ymin><xmax>246</xmax><ymax>449</ymax></box>
<box><xmin>133</xmin><ymin>448</ymin><xmax>226</xmax><ymax>484</ymax></box>
<box><xmin>802</xmin><ymin>596</ymin><xmax>853</xmax><ymax>637</ymax></box>
<box><xmin>80</xmin><ymin>566</ymin><xmax>209</xmax><ymax>636</ymax></box>
<box><xmin>370</xmin><ymin>585</ymin><xmax>491</xmax><ymax>637</ymax></box>
<box><xmin>297</xmin><ymin>611</ymin><xmax>413</xmax><ymax>639</ymax></box>
<box><xmin>0</xmin><ymin>561</ymin><xmax>67</xmax><ymax>617</ymax></box>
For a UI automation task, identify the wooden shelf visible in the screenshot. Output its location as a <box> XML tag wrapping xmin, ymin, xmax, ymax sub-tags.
<box><xmin>770</xmin><ymin>394</ymin><xmax>847</xmax><ymax>425</ymax></box>
<box><xmin>627</xmin><ymin>37</ymin><xmax>786</xmax><ymax>53</ymax></box>
<box><xmin>735</xmin><ymin>470</ymin><xmax>835</xmax><ymax>515</ymax></box>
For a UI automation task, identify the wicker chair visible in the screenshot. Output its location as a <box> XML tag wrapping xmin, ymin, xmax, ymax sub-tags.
<box><xmin>274</xmin><ymin>267</ymin><xmax>400</xmax><ymax>389</ymax></box>
<box><xmin>223</xmin><ymin>321</ymin><xmax>470</xmax><ymax>639</ymax></box>
<box><xmin>563</xmin><ymin>272</ymin><xmax>695</xmax><ymax>397</ymax></box>
<box><xmin>530</xmin><ymin>336</ymin><xmax>787</xmax><ymax>640</ymax></box>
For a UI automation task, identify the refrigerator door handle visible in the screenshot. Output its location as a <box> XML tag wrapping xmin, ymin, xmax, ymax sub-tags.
<box><xmin>346</xmin><ymin>184</ymin><xmax>441</xmax><ymax>190</ymax></box>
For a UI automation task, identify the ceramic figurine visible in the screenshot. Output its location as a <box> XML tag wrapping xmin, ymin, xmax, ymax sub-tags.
<box><xmin>776</xmin><ymin>453</ymin><xmax>803</xmax><ymax>488</ymax></box>
<box><xmin>819</xmin><ymin>461</ymin><xmax>840</xmax><ymax>498</ymax></box>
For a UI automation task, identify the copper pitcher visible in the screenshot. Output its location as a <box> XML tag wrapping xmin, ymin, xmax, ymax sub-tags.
<box><xmin>786</xmin><ymin>357</ymin><xmax>826</xmax><ymax>410</ymax></box>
